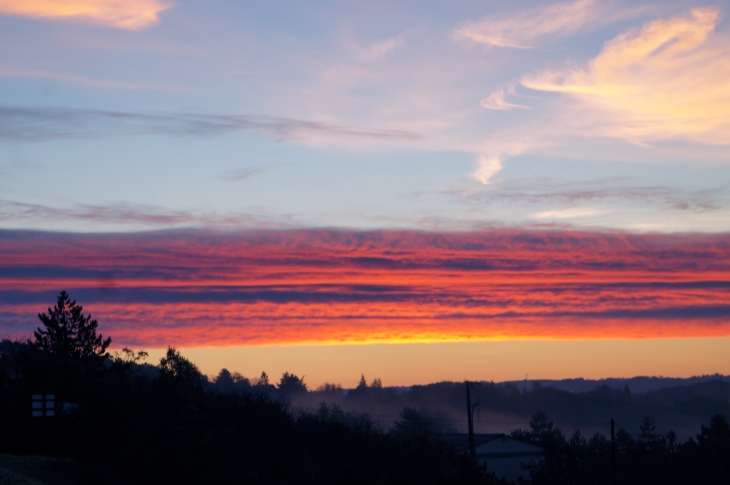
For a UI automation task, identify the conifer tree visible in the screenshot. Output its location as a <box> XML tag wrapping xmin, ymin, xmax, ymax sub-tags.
<box><xmin>30</xmin><ymin>290</ymin><xmax>111</xmax><ymax>362</ymax></box>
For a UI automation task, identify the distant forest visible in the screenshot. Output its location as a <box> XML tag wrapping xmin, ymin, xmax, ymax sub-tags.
<box><xmin>2</xmin><ymin>292</ymin><xmax>729</xmax><ymax>485</ymax></box>
<box><xmin>286</xmin><ymin>373</ymin><xmax>730</xmax><ymax>441</ymax></box>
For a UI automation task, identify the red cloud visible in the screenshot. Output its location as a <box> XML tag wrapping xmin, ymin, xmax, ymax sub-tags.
<box><xmin>1</xmin><ymin>229</ymin><xmax>729</xmax><ymax>346</ymax></box>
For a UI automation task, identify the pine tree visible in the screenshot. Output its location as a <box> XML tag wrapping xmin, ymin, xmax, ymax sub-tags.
<box><xmin>30</xmin><ymin>291</ymin><xmax>111</xmax><ymax>362</ymax></box>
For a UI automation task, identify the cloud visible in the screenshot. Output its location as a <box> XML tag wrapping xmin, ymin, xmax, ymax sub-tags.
<box><xmin>0</xmin><ymin>106</ymin><xmax>422</xmax><ymax>144</ymax></box>
<box><xmin>1</xmin><ymin>228</ymin><xmax>729</xmax><ymax>346</ymax></box>
<box><xmin>530</xmin><ymin>207</ymin><xmax>609</xmax><ymax>220</ymax></box>
<box><xmin>357</xmin><ymin>35</ymin><xmax>405</xmax><ymax>61</ymax></box>
<box><xmin>0</xmin><ymin>0</ymin><xmax>172</xmax><ymax>30</ymax></box>
<box><xmin>0</xmin><ymin>199</ymin><xmax>192</xmax><ymax>226</ymax></box>
<box><xmin>4</xmin><ymin>176</ymin><xmax>728</xmax><ymax>234</ymax></box>
<box><xmin>438</xmin><ymin>177</ymin><xmax>730</xmax><ymax>232</ymax></box>
<box><xmin>0</xmin><ymin>199</ymin><xmax>284</xmax><ymax>230</ymax></box>
<box><xmin>219</xmin><ymin>167</ymin><xmax>265</xmax><ymax>183</ymax></box>
<box><xmin>455</xmin><ymin>0</ymin><xmax>599</xmax><ymax>48</ymax></box>
<box><xmin>470</xmin><ymin>156</ymin><xmax>503</xmax><ymax>185</ymax></box>
<box><xmin>480</xmin><ymin>85</ymin><xmax>529</xmax><ymax>110</ymax></box>
<box><xmin>453</xmin><ymin>178</ymin><xmax>728</xmax><ymax>213</ymax></box>
<box><xmin>0</xmin><ymin>64</ymin><xmax>179</xmax><ymax>91</ymax></box>
<box><xmin>521</xmin><ymin>7</ymin><xmax>730</xmax><ymax>145</ymax></box>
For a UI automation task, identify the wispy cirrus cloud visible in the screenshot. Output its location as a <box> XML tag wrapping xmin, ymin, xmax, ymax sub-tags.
<box><xmin>531</xmin><ymin>207</ymin><xmax>610</xmax><ymax>220</ymax></box>
<box><xmin>480</xmin><ymin>84</ymin><xmax>529</xmax><ymax>111</ymax></box>
<box><xmin>1</xmin><ymin>229</ymin><xmax>729</xmax><ymax>346</ymax></box>
<box><xmin>470</xmin><ymin>155</ymin><xmax>504</xmax><ymax>185</ymax></box>
<box><xmin>219</xmin><ymin>167</ymin><xmax>266</xmax><ymax>183</ymax></box>
<box><xmin>0</xmin><ymin>106</ymin><xmax>421</xmax><ymax>144</ymax></box>
<box><xmin>469</xmin><ymin>144</ymin><xmax>528</xmax><ymax>186</ymax></box>
<box><xmin>439</xmin><ymin>177</ymin><xmax>730</xmax><ymax>232</ymax></box>
<box><xmin>0</xmin><ymin>0</ymin><xmax>172</xmax><ymax>30</ymax></box>
<box><xmin>453</xmin><ymin>178</ymin><xmax>729</xmax><ymax>213</ymax></box>
<box><xmin>4</xmin><ymin>176</ymin><xmax>728</xmax><ymax>234</ymax></box>
<box><xmin>521</xmin><ymin>7</ymin><xmax>730</xmax><ymax>145</ymax></box>
<box><xmin>467</xmin><ymin>6</ymin><xmax>730</xmax><ymax>182</ymax></box>
<box><xmin>455</xmin><ymin>0</ymin><xmax>601</xmax><ymax>48</ymax></box>
<box><xmin>0</xmin><ymin>200</ymin><xmax>191</xmax><ymax>226</ymax></box>
<box><xmin>0</xmin><ymin>64</ymin><xmax>180</xmax><ymax>91</ymax></box>
<box><xmin>0</xmin><ymin>199</ymin><xmax>289</xmax><ymax>231</ymax></box>
<box><xmin>356</xmin><ymin>35</ymin><xmax>405</xmax><ymax>61</ymax></box>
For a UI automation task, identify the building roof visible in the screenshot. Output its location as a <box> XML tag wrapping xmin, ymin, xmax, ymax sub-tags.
<box><xmin>440</xmin><ymin>433</ymin><xmax>545</xmax><ymax>459</ymax></box>
<box><xmin>440</xmin><ymin>433</ymin><xmax>505</xmax><ymax>452</ymax></box>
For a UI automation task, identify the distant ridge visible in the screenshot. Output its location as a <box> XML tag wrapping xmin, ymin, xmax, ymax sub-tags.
<box><xmin>495</xmin><ymin>374</ymin><xmax>730</xmax><ymax>394</ymax></box>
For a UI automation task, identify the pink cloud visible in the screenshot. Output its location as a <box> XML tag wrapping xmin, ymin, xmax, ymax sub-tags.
<box><xmin>456</xmin><ymin>0</ymin><xmax>599</xmax><ymax>49</ymax></box>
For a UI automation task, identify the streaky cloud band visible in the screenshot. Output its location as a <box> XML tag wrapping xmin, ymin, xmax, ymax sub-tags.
<box><xmin>0</xmin><ymin>106</ymin><xmax>422</xmax><ymax>143</ymax></box>
<box><xmin>1</xmin><ymin>228</ymin><xmax>728</xmax><ymax>346</ymax></box>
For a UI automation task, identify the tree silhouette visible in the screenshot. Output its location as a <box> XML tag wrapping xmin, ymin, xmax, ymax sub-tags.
<box><xmin>214</xmin><ymin>368</ymin><xmax>235</xmax><ymax>391</ymax></box>
<box><xmin>277</xmin><ymin>372</ymin><xmax>307</xmax><ymax>395</ymax></box>
<box><xmin>639</xmin><ymin>416</ymin><xmax>659</xmax><ymax>441</ymax></box>
<box><xmin>30</xmin><ymin>290</ymin><xmax>111</xmax><ymax>362</ymax></box>
<box><xmin>159</xmin><ymin>347</ymin><xmax>202</xmax><ymax>384</ymax></box>
<box><xmin>316</xmin><ymin>382</ymin><xmax>343</xmax><ymax>393</ymax></box>
<box><xmin>697</xmin><ymin>414</ymin><xmax>730</xmax><ymax>484</ymax></box>
<box><xmin>255</xmin><ymin>371</ymin><xmax>269</xmax><ymax>386</ymax></box>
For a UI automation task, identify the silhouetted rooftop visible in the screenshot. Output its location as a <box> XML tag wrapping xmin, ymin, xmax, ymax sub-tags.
<box><xmin>440</xmin><ymin>433</ymin><xmax>504</xmax><ymax>452</ymax></box>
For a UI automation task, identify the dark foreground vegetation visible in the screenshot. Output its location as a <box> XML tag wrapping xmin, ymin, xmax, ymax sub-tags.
<box><xmin>0</xmin><ymin>292</ymin><xmax>486</xmax><ymax>485</ymax></box>
<box><xmin>1</xmin><ymin>292</ymin><xmax>729</xmax><ymax>484</ymax></box>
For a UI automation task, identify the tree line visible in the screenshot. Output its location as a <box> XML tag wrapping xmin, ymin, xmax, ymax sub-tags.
<box><xmin>507</xmin><ymin>410</ymin><xmax>730</xmax><ymax>485</ymax></box>
<box><xmin>0</xmin><ymin>292</ymin><xmax>488</xmax><ymax>485</ymax></box>
<box><xmin>1</xmin><ymin>292</ymin><xmax>729</xmax><ymax>484</ymax></box>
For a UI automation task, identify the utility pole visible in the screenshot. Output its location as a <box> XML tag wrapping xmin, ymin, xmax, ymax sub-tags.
<box><xmin>611</xmin><ymin>418</ymin><xmax>617</xmax><ymax>485</ymax></box>
<box><xmin>465</xmin><ymin>381</ymin><xmax>476</xmax><ymax>457</ymax></box>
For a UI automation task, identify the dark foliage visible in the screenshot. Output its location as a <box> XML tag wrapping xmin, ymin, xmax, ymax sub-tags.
<box><xmin>2</xmin><ymin>292</ymin><xmax>730</xmax><ymax>485</ymax></box>
<box><xmin>1</xmin><ymin>342</ymin><xmax>493</xmax><ymax>485</ymax></box>
<box><xmin>503</xmin><ymin>410</ymin><xmax>730</xmax><ymax>485</ymax></box>
<box><xmin>277</xmin><ymin>371</ymin><xmax>308</xmax><ymax>396</ymax></box>
<box><xmin>31</xmin><ymin>290</ymin><xmax>111</xmax><ymax>363</ymax></box>
<box><xmin>0</xmin><ymin>293</ymin><xmax>490</xmax><ymax>485</ymax></box>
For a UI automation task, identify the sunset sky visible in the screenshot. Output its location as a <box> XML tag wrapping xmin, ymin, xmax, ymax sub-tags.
<box><xmin>1</xmin><ymin>0</ymin><xmax>729</xmax><ymax>386</ymax></box>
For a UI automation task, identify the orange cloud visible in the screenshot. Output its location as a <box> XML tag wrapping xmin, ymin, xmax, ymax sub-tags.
<box><xmin>1</xmin><ymin>229</ymin><xmax>729</xmax><ymax>347</ymax></box>
<box><xmin>521</xmin><ymin>7</ymin><xmax>730</xmax><ymax>145</ymax></box>
<box><xmin>0</xmin><ymin>0</ymin><xmax>172</xmax><ymax>30</ymax></box>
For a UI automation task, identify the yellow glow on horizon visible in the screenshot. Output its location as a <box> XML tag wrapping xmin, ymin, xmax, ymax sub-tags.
<box><xmin>136</xmin><ymin>338</ymin><xmax>730</xmax><ymax>388</ymax></box>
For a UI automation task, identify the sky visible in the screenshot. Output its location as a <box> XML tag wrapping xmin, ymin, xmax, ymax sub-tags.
<box><xmin>1</xmin><ymin>0</ymin><xmax>729</xmax><ymax>386</ymax></box>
